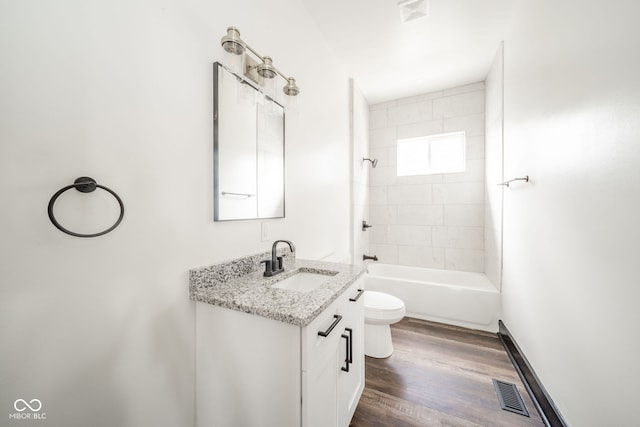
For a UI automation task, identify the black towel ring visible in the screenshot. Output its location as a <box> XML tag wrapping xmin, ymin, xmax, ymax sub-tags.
<box><xmin>48</xmin><ymin>177</ymin><xmax>124</xmax><ymax>238</ymax></box>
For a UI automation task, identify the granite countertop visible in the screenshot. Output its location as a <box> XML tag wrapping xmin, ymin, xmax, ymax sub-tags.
<box><xmin>190</xmin><ymin>256</ymin><xmax>366</xmax><ymax>327</ymax></box>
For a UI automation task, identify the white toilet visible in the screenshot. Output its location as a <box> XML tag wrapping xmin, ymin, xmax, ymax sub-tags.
<box><xmin>363</xmin><ymin>291</ymin><xmax>406</xmax><ymax>358</ymax></box>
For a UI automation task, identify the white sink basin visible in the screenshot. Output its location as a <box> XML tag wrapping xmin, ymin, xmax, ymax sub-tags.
<box><xmin>271</xmin><ymin>272</ymin><xmax>333</xmax><ymax>293</ymax></box>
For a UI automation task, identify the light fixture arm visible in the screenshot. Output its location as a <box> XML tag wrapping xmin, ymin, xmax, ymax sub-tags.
<box><xmin>243</xmin><ymin>44</ymin><xmax>263</xmax><ymax>63</ymax></box>
<box><xmin>272</xmin><ymin>65</ymin><xmax>291</xmax><ymax>83</ymax></box>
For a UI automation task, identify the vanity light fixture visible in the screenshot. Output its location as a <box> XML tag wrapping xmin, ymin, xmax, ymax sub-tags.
<box><xmin>220</xmin><ymin>27</ymin><xmax>300</xmax><ymax>96</ymax></box>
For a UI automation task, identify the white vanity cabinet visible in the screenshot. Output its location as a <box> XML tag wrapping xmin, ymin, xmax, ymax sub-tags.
<box><xmin>196</xmin><ymin>277</ymin><xmax>365</xmax><ymax>427</ymax></box>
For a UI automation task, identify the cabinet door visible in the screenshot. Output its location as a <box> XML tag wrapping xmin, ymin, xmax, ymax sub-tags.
<box><xmin>302</xmin><ymin>348</ymin><xmax>338</xmax><ymax>427</ymax></box>
<box><xmin>338</xmin><ymin>279</ymin><xmax>365</xmax><ymax>426</ymax></box>
<box><xmin>302</xmin><ymin>301</ymin><xmax>342</xmax><ymax>427</ymax></box>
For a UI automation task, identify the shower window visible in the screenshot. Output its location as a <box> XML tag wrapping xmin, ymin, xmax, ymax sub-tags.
<box><xmin>397</xmin><ymin>131</ymin><xmax>466</xmax><ymax>176</ymax></box>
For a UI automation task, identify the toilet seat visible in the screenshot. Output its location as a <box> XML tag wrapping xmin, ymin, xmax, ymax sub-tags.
<box><xmin>364</xmin><ymin>291</ymin><xmax>406</xmax><ymax>324</ymax></box>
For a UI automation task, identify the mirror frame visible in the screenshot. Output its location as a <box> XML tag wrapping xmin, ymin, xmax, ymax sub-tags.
<box><xmin>213</xmin><ymin>62</ymin><xmax>286</xmax><ymax>221</ymax></box>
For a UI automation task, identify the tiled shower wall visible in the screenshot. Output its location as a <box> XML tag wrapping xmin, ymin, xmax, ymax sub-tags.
<box><xmin>367</xmin><ymin>82</ymin><xmax>486</xmax><ymax>272</ymax></box>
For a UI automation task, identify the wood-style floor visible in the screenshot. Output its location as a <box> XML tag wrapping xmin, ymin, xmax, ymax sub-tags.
<box><xmin>350</xmin><ymin>318</ymin><xmax>544</xmax><ymax>427</ymax></box>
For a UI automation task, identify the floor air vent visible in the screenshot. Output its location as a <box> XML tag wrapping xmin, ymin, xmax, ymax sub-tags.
<box><xmin>492</xmin><ymin>379</ymin><xmax>530</xmax><ymax>417</ymax></box>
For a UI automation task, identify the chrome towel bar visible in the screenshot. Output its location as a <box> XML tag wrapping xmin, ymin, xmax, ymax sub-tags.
<box><xmin>498</xmin><ymin>176</ymin><xmax>529</xmax><ymax>188</ymax></box>
<box><xmin>221</xmin><ymin>191</ymin><xmax>255</xmax><ymax>198</ymax></box>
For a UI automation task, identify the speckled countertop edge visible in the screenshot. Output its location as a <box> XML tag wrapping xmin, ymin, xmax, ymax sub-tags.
<box><xmin>190</xmin><ymin>255</ymin><xmax>366</xmax><ymax>327</ymax></box>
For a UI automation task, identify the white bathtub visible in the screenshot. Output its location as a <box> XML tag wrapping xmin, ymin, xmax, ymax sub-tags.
<box><xmin>364</xmin><ymin>264</ymin><xmax>501</xmax><ymax>332</ymax></box>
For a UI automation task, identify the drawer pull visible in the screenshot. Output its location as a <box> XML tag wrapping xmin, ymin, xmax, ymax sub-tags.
<box><xmin>341</xmin><ymin>333</ymin><xmax>350</xmax><ymax>372</ymax></box>
<box><xmin>349</xmin><ymin>289</ymin><xmax>365</xmax><ymax>302</ymax></box>
<box><xmin>345</xmin><ymin>328</ymin><xmax>353</xmax><ymax>364</ymax></box>
<box><xmin>317</xmin><ymin>314</ymin><xmax>342</xmax><ymax>337</ymax></box>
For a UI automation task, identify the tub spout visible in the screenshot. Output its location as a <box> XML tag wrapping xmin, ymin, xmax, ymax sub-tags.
<box><xmin>363</xmin><ymin>254</ymin><xmax>378</xmax><ymax>261</ymax></box>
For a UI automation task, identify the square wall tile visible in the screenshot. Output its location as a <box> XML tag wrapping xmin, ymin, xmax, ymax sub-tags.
<box><xmin>397</xmin><ymin>205</ymin><xmax>443</xmax><ymax>225</ymax></box>
<box><xmin>444</xmin><ymin>114</ymin><xmax>485</xmax><ymax>137</ymax></box>
<box><xmin>466</xmin><ymin>136</ymin><xmax>485</xmax><ymax>160</ymax></box>
<box><xmin>433</xmin><ymin>182</ymin><xmax>485</xmax><ymax>204</ymax></box>
<box><xmin>398</xmin><ymin>246</ymin><xmax>445</xmax><ymax>269</ymax></box>
<box><xmin>432</xmin><ymin>226</ymin><xmax>484</xmax><ymax>249</ymax></box>
<box><xmin>387</xmin><ymin>147</ymin><xmax>397</xmax><ymax>167</ymax></box>
<box><xmin>370</xmin><ymin>205</ymin><xmax>397</xmax><ymax>225</ymax></box>
<box><xmin>433</xmin><ymin>90</ymin><xmax>485</xmax><ymax>119</ymax></box>
<box><xmin>387</xmin><ymin>184</ymin><xmax>433</xmax><ymax>205</ymax></box>
<box><xmin>370</xmin><ymin>127</ymin><xmax>397</xmax><ymax>148</ymax></box>
<box><xmin>369</xmin><ymin>186</ymin><xmax>388</xmax><ymax>206</ymax></box>
<box><xmin>443</xmin><ymin>205</ymin><xmax>484</xmax><ymax>227</ymax></box>
<box><xmin>369</xmin><ymin>109</ymin><xmax>387</xmax><ymax>129</ymax></box>
<box><xmin>397</xmin><ymin>120</ymin><xmax>444</xmax><ymax>140</ymax></box>
<box><xmin>444</xmin><ymin>248</ymin><xmax>484</xmax><ymax>272</ymax></box>
<box><xmin>443</xmin><ymin>159</ymin><xmax>485</xmax><ymax>183</ymax></box>
<box><xmin>388</xmin><ymin>225</ymin><xmax>431</xmax><ymax>246</ymax></box>
<box><xmin>368</xmin><ymin>224</ymin><xmax>388</xmax><ymax>245</ymax></box>
<box><xmin>387</xmin><ymin>102</ymin><xmax>433</xmax><ymax>126</ymax></box>
<box><xmin>370</xmin><ymin>166</ymin><xmax>397</xmax><ymax>187</ymax></box>
<box><xmin>397</xmin><ymin>174</ymin><xmax>444</xmax><ymax>185</ymax></box>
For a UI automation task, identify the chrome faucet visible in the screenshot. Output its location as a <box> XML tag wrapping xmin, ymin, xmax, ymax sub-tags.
<box><xmin>263</xmin><ymin>240</ymin><xmax>296</xmax><ymax>277</ymax></box>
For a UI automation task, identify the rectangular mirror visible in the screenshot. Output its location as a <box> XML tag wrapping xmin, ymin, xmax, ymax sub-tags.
<box><xmin>213</xmin><ymin>62</ymin><xmax>285</xmax><ymax>221</ymax></box>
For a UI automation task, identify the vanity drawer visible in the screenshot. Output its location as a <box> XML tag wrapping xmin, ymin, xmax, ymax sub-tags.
<box><xmin>301</xmin><ymin>297</ymin><xmax>342</xmax><ymax>372</ymax></box>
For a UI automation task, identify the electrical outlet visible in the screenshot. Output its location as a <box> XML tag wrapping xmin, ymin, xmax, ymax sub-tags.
<box><xmin>261</xmin><ymin>222</ymin><xmax>270</xmax><ymax>242</ymax></box>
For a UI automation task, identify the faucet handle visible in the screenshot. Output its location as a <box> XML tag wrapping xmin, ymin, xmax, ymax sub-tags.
<box><xmin>261</xmin><ymin>259</ymin><xmax>272</xmax><ymax>274</ymax></box>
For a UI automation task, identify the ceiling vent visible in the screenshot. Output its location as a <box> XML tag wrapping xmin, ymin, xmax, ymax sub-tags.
<box><xmin>397</xmin><ymin>0</ymin><xmax>430</xmax><ymax>23</ymax></box>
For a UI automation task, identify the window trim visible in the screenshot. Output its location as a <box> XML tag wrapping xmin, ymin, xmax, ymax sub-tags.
<box><xmin>396</xmin><ymin>131</ymin><xmax>466</xmax><ymax>176</ymax></box>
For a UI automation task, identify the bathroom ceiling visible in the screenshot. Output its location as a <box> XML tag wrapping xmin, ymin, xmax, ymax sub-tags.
<box><xmin>301</xmin><ymin>0</ymin><xmax>518</xmax><ymax>104</ymax></box>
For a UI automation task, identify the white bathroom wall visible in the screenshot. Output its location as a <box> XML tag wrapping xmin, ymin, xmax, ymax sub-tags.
<box><xmin>368</xmin><ymin>85</ymin><xmax>486</xmax><ymax>272</ymax></box>
<box><xmin>501</xmin><ymin>1</ymin><xmax>640</xmax><ymax>425</ymax></box>
<box><xmin>351</xmin><ymin>81</ymin><xmax>370</xmax><ymax>265</ymax></box>
<box><xmin>0</xmin><ymin>1</ymin><xmax>350</xmax><ymax>426</ymax></box>
<box><xmin>484</xmin><ymin>44</ymin><xmax>504</xmax><ymax>288</ymax></box>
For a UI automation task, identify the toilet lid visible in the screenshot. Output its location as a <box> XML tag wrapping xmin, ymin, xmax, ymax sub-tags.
<box><xmin>364</xmin><ymin>291</ymin><xmax>405</xmax><ymax>311</ymax></box>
